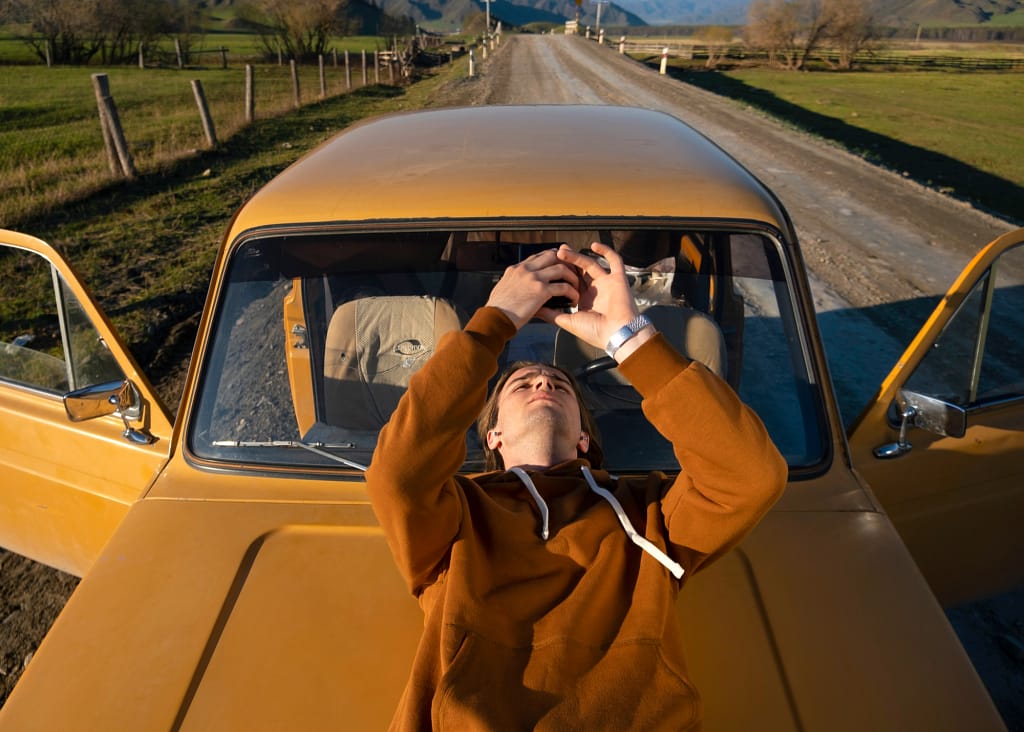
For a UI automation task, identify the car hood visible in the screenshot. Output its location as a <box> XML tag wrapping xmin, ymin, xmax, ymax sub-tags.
<box><xmin>0</xmin><ymin>497</ymin><xmax>422</xmax><ymax>729</ymax></box>
<box><xmin>1</xmin><ymin>478</ymin><xmax>1002</xmax><ymax>730</ymax></box>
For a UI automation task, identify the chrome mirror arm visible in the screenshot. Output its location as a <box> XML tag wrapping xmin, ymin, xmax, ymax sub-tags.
<box><xmin>873</xmin><ymin>405</ymin><xmax>917</xmax><ymax>460</ymax></box>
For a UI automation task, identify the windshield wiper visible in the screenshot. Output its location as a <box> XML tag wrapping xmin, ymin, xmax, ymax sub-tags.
<box><xmin>211</xmin><ymin>440</ymin><xmax>367</xmax><ymax>471</ymax></box>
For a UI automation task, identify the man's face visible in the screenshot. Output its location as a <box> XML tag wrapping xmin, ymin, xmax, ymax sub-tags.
<box><xmin>487</xmin><ymin>366</ymin><xmax>585</xmax><ymax>455</ymax></box>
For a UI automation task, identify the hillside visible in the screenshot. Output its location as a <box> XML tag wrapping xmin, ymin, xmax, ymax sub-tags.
<box><xmin>613</xmin><ymin>0</ymin><xmax>750</xmax><ymax>25</ymax></box>
<box><xmin>613</xmin><ymin>0</ymin><xmax>1023</xmax><ymax>26</ymax></box>
<box><xmin>378</xmin><ymin>0</ymin><xmax>646</xmax><ymax>31</ymax></box>
<box><xmin>880</xmin><ymin>0</ymin><xmax>1023</xmax><ymax>25</ymax></box>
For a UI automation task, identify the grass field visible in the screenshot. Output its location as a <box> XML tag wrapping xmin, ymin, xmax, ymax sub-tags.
<box><xmin>0</xmin><ymin>54</ymin><xmax>468</xmax><ymax>405</ymax></box>
<box><xmin>672</xmin><ymin>67</ymin><xmax>1024</xmax><ymax>221</ymax></box>
<box><xmin>0</xmin><ymin>44</ymin><xmax>400</xmax><ymax>229</ymax></box>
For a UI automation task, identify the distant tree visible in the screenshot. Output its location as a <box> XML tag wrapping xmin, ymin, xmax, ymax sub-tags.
<box><xmin>745</xmin><ymin>0</ymin><xmax>879</xmax><ymax>71</ymax></box>
<box><xmin>792</xmin><ymin>0</ymin><xmax>833</xmax><ymax>69</ymax></box>
<box><xmin>238</xmin><ymin>0</ymin><xmax>348</xmax><ymax>61</ymax></box>
<box><xmin>238</xmin><ymin>0</ymin><xmax>412</xmax><ymax>59</ymax></box>
<box><xmin>11</xmin><ymin>0</ymin><xmax>106</xmax><ymax>64</ymax></box>
<box><xmin>826</xmin><ymin>0</ymin><xmax>877</xmax><ymax>69</ymax></box>
<box><xmin>744</xmin><ymin>0</ymin><xmax>800</xmax><ymax>69</ymax></box>
<box><xmin>699</xmin><ymin>26</ymin><xmax>735</xmax><ymax>69</ymax></box>
<box><xmin>10</xmin><ymin>0</ymin><xmax>176</xmax><ymax>65</ymax></box>
<box><xmin>164</xmin><ymin>0</ymin><xmax>208</xmax><ymax>62</ymax></box>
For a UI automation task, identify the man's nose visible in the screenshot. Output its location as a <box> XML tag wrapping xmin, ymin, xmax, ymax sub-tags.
<box><xmin>533</xmin><ymin>373</ymin><xmax>556</xmax><ymax>390</ymax></box>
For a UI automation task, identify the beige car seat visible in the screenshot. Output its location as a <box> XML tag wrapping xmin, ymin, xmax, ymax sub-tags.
<box><xmin>322</xmin><ymin>295</ymin><xmax>461</xmax><ymax>431</ymax></box>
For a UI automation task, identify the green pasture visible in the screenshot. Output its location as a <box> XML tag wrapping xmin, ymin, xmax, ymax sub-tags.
<box><xmin>0</xmin><ymin>55</ymin><xmax>467</xmax><ymax>406</ymax></box>
<box><xmin>0</xmin><ymin>50</ymin><xmax>392</xmax><ymax>227</ymax></box>
<box><xmin>0</xmin><ymin>29</ymin><xmax>391</xmax><ymax>66</ymax></box>
<box><xmin>676</xmin><ymin>68</ymin><xmax>1024</xmax><ymax>220</ymax></box>
<box><xmin>985</xmin><ymin>11</ymin><xmax>1024</xmax><ymax>26</ymax></box>
<box><xmin>0</xmin><ymin>33</ymin><xmax>42</xmax><ymax>64</ymax></box>
<box><xmin>920</xmin><ymin>10</ymin><xmax>1024</xmax><ymax>28</ymax></box>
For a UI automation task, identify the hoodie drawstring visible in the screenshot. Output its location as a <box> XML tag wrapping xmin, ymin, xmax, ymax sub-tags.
<box><xmin>510</xmin><ymin>467</ymin><xmax>550</xmax><ymax>540</ymax></box>
<box><xmin>508</xmin><ymin>466</ymin><xmax>685</xmax><ymax>580</ymax></box>
<box><xmin>581</xmin><ymin>467</ymin><xmax>685</xmax><ymax>580</ymax></box>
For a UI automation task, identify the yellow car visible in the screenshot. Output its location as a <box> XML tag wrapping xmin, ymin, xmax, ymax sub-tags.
<box><xmin>1</xmin><ymin>106</ymin><xmax>1020</xmax><ymax>730</ymax></box>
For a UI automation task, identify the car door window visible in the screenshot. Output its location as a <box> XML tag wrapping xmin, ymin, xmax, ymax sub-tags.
<box><xmin>0</xmin><ymin>247</ymin><xmax>123</xmax><ymax>394</ymax></box>
<box><xmin>904</xmin><ymin>243</ymin><xmax>1024</xmax><ymax>406</ymax></box>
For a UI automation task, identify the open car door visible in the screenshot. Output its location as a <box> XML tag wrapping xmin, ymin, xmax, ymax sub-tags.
<box><xmin>0</xmin><ymin>230</ymin><xmax>173</xmax><ymax>577</ymax></box>
<box><xmin>848</xmin><ymin>228</ymin><xmax>1024</xmax><ymax>606</ymax></box>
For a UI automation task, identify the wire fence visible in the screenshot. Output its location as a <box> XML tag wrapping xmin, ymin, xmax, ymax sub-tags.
<box><xmin>617</xmin><ymin>40</ymin><xmax>1024</xmax><ymax>72</ymax></box>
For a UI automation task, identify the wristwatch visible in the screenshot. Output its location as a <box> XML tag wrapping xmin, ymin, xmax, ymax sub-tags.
<box><xmin>605</xmin><ymin>314</ymin><xmax>652</xmax><ymax>358</ymax></box>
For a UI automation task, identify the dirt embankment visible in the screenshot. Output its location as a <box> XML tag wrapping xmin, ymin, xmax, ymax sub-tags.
<box><xmin>2</xmin><ymin>33</ymin><xmax>1021</xmax><ymax>724</ymax></box>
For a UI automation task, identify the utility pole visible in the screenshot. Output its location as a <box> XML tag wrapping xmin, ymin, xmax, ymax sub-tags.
<box><xmin>592</xmin><ymin>0</ymin><xmax>608</xmax><ymax>36</ymax></box>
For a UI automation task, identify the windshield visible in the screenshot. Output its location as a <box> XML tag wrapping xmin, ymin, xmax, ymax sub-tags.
<box><xmin>189</xmin><ymin>227</ymin><xmax>826</xmax><ymax>474</ymax></box>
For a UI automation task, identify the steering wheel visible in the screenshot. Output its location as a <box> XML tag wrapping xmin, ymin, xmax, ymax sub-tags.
<box><xmin>575</xmin><ymin>356</ymin><xmax>618</xmax><ymax>381</ymax></box>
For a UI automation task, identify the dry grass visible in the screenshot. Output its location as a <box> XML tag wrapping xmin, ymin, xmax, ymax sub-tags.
<box><xmin>0</xmin><ymin>58</ymin><xmax>385</xmax><ymax>228</ymax></box>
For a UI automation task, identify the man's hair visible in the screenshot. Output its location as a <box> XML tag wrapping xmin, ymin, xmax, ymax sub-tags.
<box><xmin>476</xmin><ymin>360</ymin><xmax>602</xmax><ymax>471</ymax></box>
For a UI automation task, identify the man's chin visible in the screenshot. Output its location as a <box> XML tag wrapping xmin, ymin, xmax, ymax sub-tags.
<box><xmin>524</xmin><ymin>407</ymin><xmax>576</xmax><ymax>437</ymax></box>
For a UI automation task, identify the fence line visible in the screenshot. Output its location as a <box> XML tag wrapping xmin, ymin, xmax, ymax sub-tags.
<box><xmin>90</xmin><ymin>51</ymin><xmax>388</xmax><ymax>181</ymax></box>
<box><xmin>616</xmin><ymin>39</ymin><xmax>1024</xmax><ymax>71</ymax></box>
<box><xmin>79</xmin><ymin>34</ymin><xmax>466</xmax><ymax>182</ymax></box>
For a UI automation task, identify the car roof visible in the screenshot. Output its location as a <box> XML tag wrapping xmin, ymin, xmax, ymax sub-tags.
<box><xmin>228</xmin><ymin>105</ymin><xmax>790</xmax><ymax>236</ymax></box>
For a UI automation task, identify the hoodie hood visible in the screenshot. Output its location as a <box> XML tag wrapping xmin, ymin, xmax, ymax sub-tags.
<box><xmin>497</xmin><ymin>462</ymin><xmax>685</xmax><ymax>580</ymax></box>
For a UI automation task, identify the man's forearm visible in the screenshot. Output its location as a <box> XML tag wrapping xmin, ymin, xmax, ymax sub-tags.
<box><xmin>620</xmin><ymin>334</ymin><xmax>787</xmax><ymax>570</ymax></box>
<box><xmin>365</xmin><ymin>308</ymin><xmax>516</xmax><ymax>590</ymax></box>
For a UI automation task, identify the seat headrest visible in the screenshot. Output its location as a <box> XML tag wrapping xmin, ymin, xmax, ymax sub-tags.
<box><xmin>323</xmin><ymin>296</ymin><xmax>461</xmax><ymax>430</ymax></box>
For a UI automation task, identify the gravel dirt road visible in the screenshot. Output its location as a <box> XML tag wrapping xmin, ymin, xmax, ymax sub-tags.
<box><xmin>450</xmin><ymin>34</ymin><xmax>1017</xmax><ymax>418</ymax></box>
<box><xmin>2</xmin><ymin>33</ymin><xmax>1020</xmax><ymax>724</ymax></box>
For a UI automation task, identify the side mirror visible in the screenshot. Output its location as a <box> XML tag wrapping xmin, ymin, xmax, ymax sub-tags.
<box><xmin>873</xmin><ymin>389</ymin><xmax>967</xmax><ymax>459</ymax></box>
<box><xmin>901</xmin><ymin>390</ymin><xmax>967</xmax><ymax>439</ymax></box>
<box><xmin>64</xmin><ymin>380</ymin><xmax>154</xmax><ymax>444</ymax></box>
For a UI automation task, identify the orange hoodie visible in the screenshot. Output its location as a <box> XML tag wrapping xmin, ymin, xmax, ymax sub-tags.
<box><xmin>366</xmin><ymin>307</ymin><xmax>787</xmax><ymax>731</ymax></box>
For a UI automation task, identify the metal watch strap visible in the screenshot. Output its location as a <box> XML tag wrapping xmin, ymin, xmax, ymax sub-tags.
<box><xmin>604</xmin><ymin>314</ymin><xmax>652</xmax><ymax>358</ymax></box>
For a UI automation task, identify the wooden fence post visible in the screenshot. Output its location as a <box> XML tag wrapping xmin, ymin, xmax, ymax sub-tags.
<box><xmin>45</xmin><ymin>40</ymin><xmax>52</xmax><ymax>67</ymax></box>
<box><xmin>319</xmin><ymin>54</ymin><xmax>326</xmax><ymax>99</ymax></box>
<box><xmin>361</xmin><ymin>50</ymin><xmax>367</xmax><ymax>86</ymax></box>
<box><xmin>290</xmin><ymin>59</ymin><xmax>301</xmax><ymax>108</ymax></box>
<box><xmin>374</xmin><ymin>51</ymin><xmax>380</xmax><ymax>83</ymax></box>
<box><xmin>191</xmin><ymin>79</ymin><xmax>218</xmax><ymax>149</ymax></box>
<box><xmin>138</xmin><ymin>43</ymin><xmax>144</xmax><ymax>69</ymax></box>
<box><xmin>220</xmin><ymin>47</ymin><xmax>227</xmax><ymax>69</ymax></box>
<box><xmin>94</xmin><ymin>88</ymin><xmax>120</xmax><ymax>175</ymax></box>
<box><xmin>245</xmin><ymin>64</ymin><xmax>255</xmax><ymax>123</ymax></box>
<box><xmin>91</xmin><ymin>73</ymin><xmax>136</xmax><ymax>180</ymax></box>
<box><xmin>345</xmin><ymin>50</ymin><xmax>351</xmax><ymax>90</ymax></box>
<box><xmin>469</xmin><ymin>49</ymin><xmax>475</xmax><ymax>77</ymax></box>
<box><xmin>175</xmin><ymin>38</ymin><xmax>184</xmax><ymax>69</ymax></box>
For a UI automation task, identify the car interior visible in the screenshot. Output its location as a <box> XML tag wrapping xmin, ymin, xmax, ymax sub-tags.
<box><xmin>190</xmin><ymin>226</ymin><xmax>825</xmax><ymax>474</ymax></box>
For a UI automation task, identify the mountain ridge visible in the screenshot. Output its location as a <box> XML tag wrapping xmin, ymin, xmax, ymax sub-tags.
<box><xmin>612</xmin><ymin>0</ymin><xmax>1024</xmax><ymax>26</ymax></box>
<box><xmin>378</xmin><ymin>0</ymin><xmax>647</xmax><ymax>30</ymax></box>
